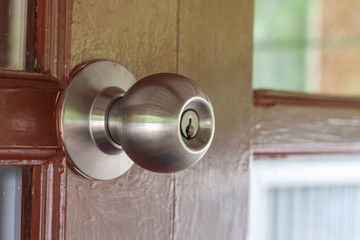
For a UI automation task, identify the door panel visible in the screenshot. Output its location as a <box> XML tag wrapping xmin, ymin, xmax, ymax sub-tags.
<box><xmin>70</xmin><ymin>0</ymin><xmax>177</xmax><ymax>79</ymax></box>
<box><xmin>67</xmin><ymin>0</ymin><xmax>177</xmax><ymax>239</ymax></box>
<box><xmin>175</xmin><ymin>1</ymin><xmax>252</xmax><ymax>239</ymax></box>
<box><xmin>67</xmin><ymin>0</ymin><xmax>253</xmax><ymax>239</ymax></box>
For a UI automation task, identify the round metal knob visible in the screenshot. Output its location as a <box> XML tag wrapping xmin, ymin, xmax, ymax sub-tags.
<box><xmin>61</xmin><ymin>60</ymin><xmax>215</xmax><ymax>180</ymax></box>
<box><xmin>108</xmin><ymin>73</ymin><xmax>215</xmax><ymax>173</ymax></box>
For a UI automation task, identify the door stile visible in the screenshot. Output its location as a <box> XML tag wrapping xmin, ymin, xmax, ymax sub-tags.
<box><xmin>0</xmin><ymin>0</ymin><xmax>71</xmax><ymax>239</ymax></box>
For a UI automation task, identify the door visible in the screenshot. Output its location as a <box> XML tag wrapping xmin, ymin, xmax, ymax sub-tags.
<box><xmin>0</xmin><ymin>0</ymin><xmax>252</xmax><ymax>239</ymax></box>
<box><xmin>66</xmin><ymin>0</ymin><xmax>253</xmax><ymax>239</ymax></box>
<box><xmin>10</xmin><ymin>0</ymin><xmax>356</xmax><ymax>239</ymax></box>
<box><xmin>64</xmin><ymin>1</ymin><xmax>360</xmax><ymax>240</ymax></box>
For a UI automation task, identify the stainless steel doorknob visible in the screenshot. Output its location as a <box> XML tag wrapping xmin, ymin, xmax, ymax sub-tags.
<box><xmin>108</xmin><ymin>73</ymin><xmax>214</xmax><ymax>173</ymax></box>
<box><xmin>61</xmin><ymin>60</ymin><xmax>215</xmax><ymax>180</ymax></box>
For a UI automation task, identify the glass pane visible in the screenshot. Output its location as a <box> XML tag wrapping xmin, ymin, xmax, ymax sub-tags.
<box><xmin>253</xmin><ymin>0</ymin><xmax>360</xmax><ymax>97</ymax></box>
<box><xmin>0</xmin><ymin>0</ymin><xmax>35</xmax><ymax>70</ymax></box>
<box><xmin>0</xmin><ymin>166</ymin><xmax>32</xmax><ymax>240</ymax></box>
<box><xmin>249</xmin><ymin>156</ymin><xmax>360</xmax><ymax>240</ymax></box>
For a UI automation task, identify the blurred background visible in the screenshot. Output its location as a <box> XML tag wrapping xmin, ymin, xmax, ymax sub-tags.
<box><xmin>249</xmin><ymin>157</ymin><xmax>360</xmax><ymax>240</ymax></box>
<box><xmin>252</xmin><ymin>0</ymin><xmax>360</xmax><ymax>96</ymax></box>
<box><xmin>250</xmin><ymin>0</ymin><xmax>360</xmax><ymax>240</ymax></box>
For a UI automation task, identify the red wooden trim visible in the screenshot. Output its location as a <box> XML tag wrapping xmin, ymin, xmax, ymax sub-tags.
<box><xmin>0</xmin><ymin>0</ymin><xmax>10</xmax><ymax>67</ymax></box>
<box><xmin>36</xmin><ymin>0</ymin><xmax>49</xmax><ymax>72</ymax></box>
<box><xmin>44</xmin><ymin>155</ymin><xmax>67</xmax><ymax>240</ymax></box>
<box><xmin>0</xmin><ymin>147</ymin><xmax>59</xmax><ymax>160</ymax></box>
<box><xmin>0</xmin><ymin>78</ymin><xmax>59</xmax><ymax>88</ymax></box>
<box><xmin>40</xmin><ymin>0</ymin><xmax>71</xmax><ymax>238</ymax></box>
<box><xmin>0</xmin><ymin>0</ymin><xmax>71</xmax><ymax>239</ymax></box>
<box><xmin>0</xmin><ymin>89</ymin><xmax>61</xmax><ymax>147</ymax></box>
<box><xmin>21</xmin><ymin>167</ymin><xmax>32</xmax><ymax>240</ymax></box>
<box><xmin>49</xmin><ymin>0</ymin><xmax>72</xmax><ymax>85</ymax></box>
<box><xmin>254</xmin><ymin>90</ymin><xmax>360</xmax><ymax>109</ymax></box>
<box><xmin>29</xmin><ymin>154</ymin><xmax>67</xmax><ymax>240</ymax></box>
<box><xmin>252</xmin><ymin>143</ymin><xmax>360</xmax><ymax>159</ymax></box>
<box><xmin>54</xmin><ymin>155</ymin><xmax>67</xmax><ymax>240</ymax></box>
<box><xmin>0</xmin><ymin>69</ymin><xmax>48</xmax><ymax>78</ymax></box>
<box><xmin>0</xmin><ymin>70</ymin><xmax>59</xmax><ymax>88</ymax></box>
<box><xmin>37</xmin><ymin>0</ymin><xmax>72</xmax><ymax>84</ymax></box>
<box><xmin>36</xmin><ymin>0</ymin><xmax>72</xmax><ymax>80</ymax></box>
<box><xmin>30</xmin><ymin>166</ymin><xmax>45</xmax><ymax>240</ymax></box>
<box><xmin>25</xmin><ymin>0</ymin><xmax>37</xmax><ymax>71</ymax></box>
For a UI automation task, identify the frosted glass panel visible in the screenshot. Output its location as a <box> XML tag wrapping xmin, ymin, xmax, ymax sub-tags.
<box><xmin>0</xmin><ymin>166</ymin><xmax>23</xmax><ymax>240</ymax></box>
<box><xmin>0</xmin><ymin>0</ymin><xmax>35</xmax><ymax>70</ymax></box>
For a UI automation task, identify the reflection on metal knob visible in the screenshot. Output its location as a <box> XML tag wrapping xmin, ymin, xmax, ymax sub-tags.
<box><xmin>61</xmin><ymin>60</ymin><xmax>215</xmax><ymax>180</ymax></box>
<box><xmin>108</xmin><ymin>73</ymin><xmax>214</xmax><ymax>173</ymax></box>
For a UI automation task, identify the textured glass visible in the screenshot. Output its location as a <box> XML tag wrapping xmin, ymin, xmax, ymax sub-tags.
<box><xmin>0</xmin><ymin>0</ymin><xmax>32</xmax><ymax>70</ymax></box>
<box><xmin>0</xmin><ymin>167</ymin><xmax>24</xmax><ymax>240</ymax></box>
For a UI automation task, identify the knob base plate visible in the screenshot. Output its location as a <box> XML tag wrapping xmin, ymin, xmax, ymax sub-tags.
<box><xmin>61</xmin><ymin>60</ymin><xmax>136</xmax><ymax>180</ymax></box>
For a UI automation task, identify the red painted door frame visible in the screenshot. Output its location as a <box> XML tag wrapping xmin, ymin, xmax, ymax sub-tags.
<box><xmin>0</xmin><ymin>0</ymin><xmax>71</xmax><ymax>239</ymax></box>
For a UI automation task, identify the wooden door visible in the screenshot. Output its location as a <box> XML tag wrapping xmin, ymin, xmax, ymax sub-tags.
<box><xmin>66</xmin><ymin>0</ymin><xmax>253</xmax><ymax>239</ymax></box>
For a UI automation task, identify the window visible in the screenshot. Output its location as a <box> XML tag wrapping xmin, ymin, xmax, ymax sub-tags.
<box><xmin>253</xmin><ymin>0</ymin><xmax>360</xmax><ymax>96</ymax></box>
<box><xmin>0</xmin><ymin>0</ymin><xmax>36</xmax><ymax>70</ymax></box>
<box><xmin>249</xmin><ymin>157</ymin><xmax>360</xmax><ymax>240</ymax></box>
<box><xmin>251</xmin><ymin>1</ymin><xmax>360</xmax><ymax>239</ymax></box>
<box><xmin>0</xmin><ymin>167</ymin><xmax>32</xmax><ymax>240</ymax></box>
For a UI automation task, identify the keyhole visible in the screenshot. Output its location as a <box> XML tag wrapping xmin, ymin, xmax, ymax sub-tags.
<box><xmin>180</xmin><ymin>109</ymin><xmax>199</xmax><ymax>139</ymax></box>
<box><xmin>186</xmin><ymin>118</ymin><xmax>194</xmax><ymax>138</ymax></box>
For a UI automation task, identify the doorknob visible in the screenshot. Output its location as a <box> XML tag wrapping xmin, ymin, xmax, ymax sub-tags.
<box><xmin>61</xmin><ymin>60</ymin><xmax>215</xmax><ymax>180</ymax></box>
